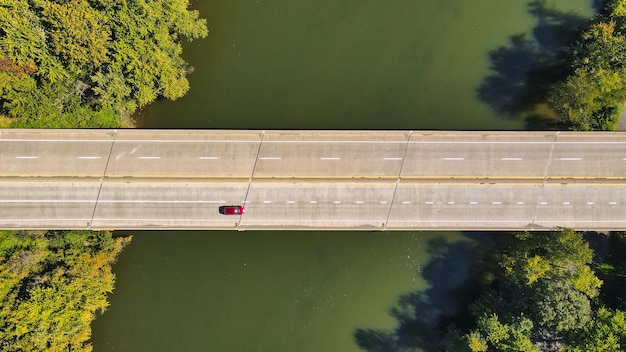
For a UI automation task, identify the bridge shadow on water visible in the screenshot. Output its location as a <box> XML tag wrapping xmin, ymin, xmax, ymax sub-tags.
<box><xmin>477</xmin><ymin>0</ymin><xmax>595</xmax><ymax>129</ymax></box>
<box><xmin>353</xmin><ymin>232</ymin><xmax>502</xmax><ymax>352</ymax></box>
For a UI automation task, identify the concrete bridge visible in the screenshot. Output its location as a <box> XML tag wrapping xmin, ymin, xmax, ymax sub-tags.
<box><xmin>1</xmin><ymin>129</ymin><xmax>625</xmax><ymax>231</ymax></box>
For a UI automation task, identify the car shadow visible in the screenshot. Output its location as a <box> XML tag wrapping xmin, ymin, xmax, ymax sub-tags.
<box><xmin>477</xmin><ymin>0</ymin><xmax>593</xmax><ymax>129</ymax></box>
<box><xmin>353</xmin><ymin>232</ymin><xmax>499</xmax><ymax>351</ymax></box>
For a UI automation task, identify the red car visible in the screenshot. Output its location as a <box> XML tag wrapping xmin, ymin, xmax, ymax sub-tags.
<box><xmin>219</xmin><ymin>205</ymin><xmax>245</xmax><ymax>215</ymax></box>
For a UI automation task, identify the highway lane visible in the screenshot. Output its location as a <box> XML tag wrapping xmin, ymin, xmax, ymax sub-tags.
<box><xmin>0</xmin><ymin>129</ymin><xmax>625</xmax><ymax>230</ymax></box>
<box><xmin>2</xmin><ymin>130</ymin><xmax>626</xmax><ymax>178</ymax></box>
<box><xmin>0</xmin><ymin>177</ymin><xmax>624</xmax><ymax>231</ymax></box>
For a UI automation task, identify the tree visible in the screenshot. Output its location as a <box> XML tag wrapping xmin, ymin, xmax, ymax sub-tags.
<box><xmin>565</xmin><ymin>307</ymin><xmax>626</xmax><ymax>351</ymax></box>
<box><xmin>0</xmin><ymin>230</ymin><xmax>131</xmax><ymax>351</ymax></box>
<box><xmin>528</xmin><ymin>279</ymin><xmax>592</xmax><ymax>332</ymax></box>
<box><xmin>445</xmin><ymin>229</ymin><xmax>604</xmax><ymax>351</ymax></box>
<box><xmin>446</xmin><ymin>315</ymin><xmax>537</xmax><ymax>352</ymax></box>
<box><xmin>500</xmin><ymin>229</ymin><xmax>602</xmax><ymax>297</ymax></box>
<box><xmin>0</xmin><ymin>0</ymin><xmax>208</xmax><ymax>127</ymax></box>
<box><xmin>35</xmin><ymin>0</ymin><xmax>111</xmax><ymax>76</ymax></box>
<box><xmin>547</xmin><ymin>4</ymin><xmax>626</xmax><ymax>131</ymax></box>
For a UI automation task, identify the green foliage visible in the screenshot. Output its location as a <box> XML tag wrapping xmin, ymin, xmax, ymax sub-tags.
<box><xmin>477</xmin><ymin>314</ymin><xmax>537</xmax><ymax>351</ymax></box>
<box><xmin>607</xmin><ymin>0</ymin><xmax>626</xmax><ymax>17</ymax></box>
<box><xmin>598</xmin><ymin>232</ymin><xmax>626</xmax><ymax>310</ymax></box>
<box><xmin>34</xmin><ymin>0</ymin><xmax>111</xmax><ymax>76</ymax></box>
<box><xmin>447</xmin><ymin>315</ymin><xmax>537</xmax><ymax>352</ymax></box>
<box><xmin>0</xmin><ymin>230</ymin><xmax>131</xmax><ymax>352</ymax></box>
<box><xmin>547</xmin><ymin>10</ymin><xmax>626</xmax><ymax>130</ymax></box>
<box><xmin>548</xmin><ymin>69</ymin><xmax>623</xmax><ymax>130</ymax></box>
<box><xmin>0</xmin><ymin>0</ymin><xmax>69</xmax><ymax>82</ymax></box>
<box><xmin>446</xmin><ymin>229</ymin><xmax>609</xmax><ymax>351</ymax></box>
<box><xmin>564</xmin><ymin>307</ymin><xmax>626</xmax><ymax>351</ymax></box>
<box><xmin>0</xmin><ymin>0</ymin><xmax>207</xmax><ymax>127</ymax></box>
<box><xmin>500</xmin><ymin>229</ymin><xmax>601</xmax><ymax>297</ymax></box>
<box><xmin>467</xmin><ymin>331</ymin><xmax>488</xmax><ymax>352</ymax></box>
<box><xmin>529</xmin><ymin>279</ymin><xmax>592</xmax><ymax>332</ymax></box>
<box><xmin>98</xmin><ymin>0</ymin><xmax>206</xmax><ymax>111</ymax></box>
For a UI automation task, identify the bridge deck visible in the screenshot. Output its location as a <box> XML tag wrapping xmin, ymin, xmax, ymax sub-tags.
<box><xmin>1</xmin><ymin>129</ymin><xmax>625</xmax><ymax>231</ymax></box>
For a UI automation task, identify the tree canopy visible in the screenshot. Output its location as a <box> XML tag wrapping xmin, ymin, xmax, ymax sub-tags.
<box><xmin>0</xmin><ymin>0</ymin><xmax>207</xmax><ymax>127</ymax></box>
<box><xmin>445</xmin><ymin>229</ymin><xmax>623</xmax><ymax>352</ymax></box>
<box><xmin>0</xmin><ymin>230</ymin><xmax>130</xmax><ymax>352</ymax></box>
<box><xmin>548</xmin><ymin>0</ymin><xmax>626</xmax><ymax>130</ymax></box>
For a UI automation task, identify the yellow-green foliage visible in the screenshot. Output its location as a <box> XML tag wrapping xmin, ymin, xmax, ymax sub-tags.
<box><xmin>0</xmin><ymin>230</ymin><xmax>131</xmax><ymax>351</ymax></box>
<box><xmin>0</xmin><ymin>115</ymin><xmax>11</xmax><ymax>127</ymax></box>
<box><xmin>501</xmin><ymin>229</ymin><xmax>601</xmax><ymax>297</ymax></box>
<box><xmin>467</xmin><ymin>331</ymin><xmax>488</xmax><ymax>352</ymax></box>
<box><xmin>548</xmin><ymin>11</ymin><xmax>626</xmax><ymax>130</ymax></box>
<box><xmin>35</xmin><ymin>0</ymin><xmax>111</xmax><ymax>76</ymax></box>
<box><xmin>0</xmin><ymin>0</ymin><xmax>207</xmax><ymax>127</ymax></box>
<box><xmin>607</xmin><ymin>0</ymin><xmax>626</xmax><ymax>17</ymax></box>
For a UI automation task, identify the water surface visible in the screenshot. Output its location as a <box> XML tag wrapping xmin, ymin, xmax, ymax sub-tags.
<box><xmin>141</xmin><ymin>0</ymin><xmax>594</xmax><ymax>130</ymax></box>
<box><xmin>93</xmin><ymin>1</ymin><xmax>594</xmax><ymax>351</ymax></box>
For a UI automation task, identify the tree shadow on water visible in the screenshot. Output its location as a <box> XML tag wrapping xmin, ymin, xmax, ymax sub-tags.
<box><xmin>354</xmin><ymin>233</ymin><xmax>496</xmax><ymax>352</ymax></box>
<box><xmin>477</xmin><ymin>0</ymin><xmax>593</xmax><ymax>129</ymax></box>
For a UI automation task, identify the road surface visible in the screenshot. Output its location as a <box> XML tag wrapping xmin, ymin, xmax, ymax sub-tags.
<box><xmin>1</xmin><ymin>129</ymin><xmax>624</xmax><ymax>231</ymax></box>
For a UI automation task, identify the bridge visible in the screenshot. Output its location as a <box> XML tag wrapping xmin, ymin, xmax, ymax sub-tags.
<box><xmin>1</xmin><ymin>129</ymin><xmax>625</xmax><ymax>231</ymax></box>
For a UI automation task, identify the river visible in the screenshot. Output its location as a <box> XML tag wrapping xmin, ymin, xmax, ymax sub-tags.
<box><xmin>91</xmin><ymin>1</ymin><xmax>594</xmax><ymax>351</ymax></box>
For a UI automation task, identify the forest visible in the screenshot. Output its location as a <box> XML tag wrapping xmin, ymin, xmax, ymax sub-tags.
<box><xmin>0</xmin><ymin>230</ymin><xmax>131</xmax><ymax>351</ymax></box>
<box><xmin>548</xmin><ymin>0</ymin><xmax>626</xmax><ymax>130</ymax></box>
<box><xmin>445</xmin><ymin>230</ymin><xmax>626</xmax><ymax>351</ymax></box>
<box><xmin>0</xmin><ymin>0</ymin><xmax>207</xmax><ymax>128</ymax></box>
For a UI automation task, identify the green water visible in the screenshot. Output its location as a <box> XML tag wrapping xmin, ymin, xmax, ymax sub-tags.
<box><xmin>92</xmin><ymin>1</ymin><xmax>594</xmax><ymax>351</ymax></box>
<box><xmin>139</xmin><ymin>0</ymin><xmax>591</xmax><ymax>130</ymax></box>
<box><xmin>93</xmin><ymin>231</ymin><xmax>459</xmax><ymax>351</ymax></box>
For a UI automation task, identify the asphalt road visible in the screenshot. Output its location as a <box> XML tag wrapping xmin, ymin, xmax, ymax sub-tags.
<box><xmin>1</xmin><ymin>129</ymin><xmax>625</xmax><ymax>231</ymax></box>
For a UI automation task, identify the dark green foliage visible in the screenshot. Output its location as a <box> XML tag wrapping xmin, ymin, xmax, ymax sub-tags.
<box><xmin>597</xmin><ymin>232</ymin><xmax>626</xmax><ymax>310</ymax></box>
<box><xmin>500</xmin><ymin>229</ymin><xmax>601</xmax><ymax>297</ymax></box>
<box><xmin>547</xmin><ymin>1</ymin><xmax>626</xmax><ymax>130</ymax></box>
<box><xmin>444</xmin><ymin>229</ymin><xmax>623</xmax><ymax>351</ymax></box>
<box><xmin>0</xmin><ymin>0</ymin><xmax>207</xmax><ymax>127</ymax></box>
<box><xmin>564</xmin><ymin>307</ymin><xmax>626</xmax><ymax>352</ymax></box>
<box><xmin>528</xmin><ymin>279</ymin><xmax>591</xmax><ymax>332</ymax></box>
<box><xmin>0</xmin><ymin>230</ymin><xmax>131</xmax><ymax>352</ymax></box>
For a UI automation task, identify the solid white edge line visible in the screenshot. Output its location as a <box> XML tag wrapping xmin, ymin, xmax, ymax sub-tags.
<box><xmin>5</xmin><ymin>138</ymin><xmax>626</xmax><ymax>145</ymax></box>
<box><xmin>5</xmin><ymin>219</ymin><xmax>626</xmax><ymax>223</ymax></box>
